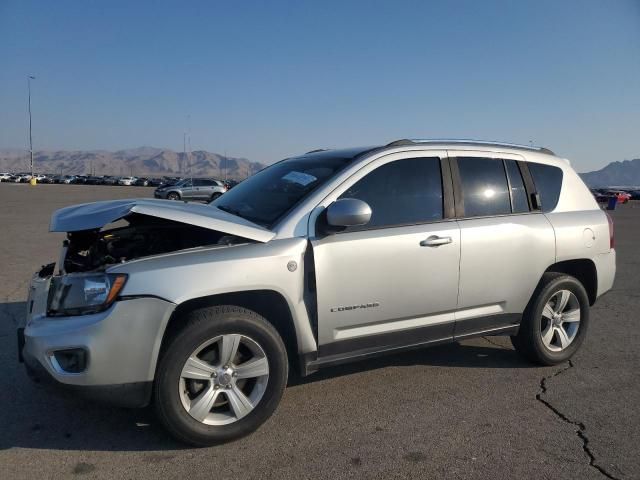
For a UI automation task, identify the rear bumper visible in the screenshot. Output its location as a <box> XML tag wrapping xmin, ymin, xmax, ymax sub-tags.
<box><xmin>594</xmin><ymin>249</ymin><xmax>616</xmax><ymax>299</ymax></box>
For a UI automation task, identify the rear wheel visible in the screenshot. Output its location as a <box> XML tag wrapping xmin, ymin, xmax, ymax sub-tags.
<box><xmin>511</xmin><ymin>273</ymin><xmax>589</xmax><ymax>365</ymax></box>
<box><xmin>154</xmin><ymin>306</ymin><xmax>288</xmax><ymax>446</ymax></box>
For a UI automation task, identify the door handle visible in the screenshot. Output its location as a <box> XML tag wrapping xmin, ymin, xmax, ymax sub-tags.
<box><xmin>420</xmin><ymin>235</ymin><xmax>452</xmax><ymax>247</ymax></box>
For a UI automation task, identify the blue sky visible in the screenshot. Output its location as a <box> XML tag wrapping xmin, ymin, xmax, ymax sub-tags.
<box><xmin>1</xmin><ymin>0</ymin><xmax>638</xmax><ymax>171</ymax></box>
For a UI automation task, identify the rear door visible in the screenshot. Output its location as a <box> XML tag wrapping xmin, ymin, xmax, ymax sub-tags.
<box><xmin>449</xmin><ymin>151</ymin><xmax>555</xmax><ymax>337</ymax></box>
<box><xmin>198</xmin><ymin>179</ymin><xmax>217</xmax><ymax>200</ymax></box>
<box><xmin>310</xmin><ymin>151</ymin><xmax>461</xmax><ymax>359</ymax></box>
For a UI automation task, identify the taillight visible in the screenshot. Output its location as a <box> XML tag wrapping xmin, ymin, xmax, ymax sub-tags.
<box><xmin>605</xmin><ymin>212</ymin><xmax>614</xmax><ymax>249</ymax></box>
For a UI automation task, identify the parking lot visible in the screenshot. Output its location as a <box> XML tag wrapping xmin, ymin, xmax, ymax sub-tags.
<box><xmin>0</xmin><ymin>182</ymin><xmax>638</xmax><ymax>480</ymax></box>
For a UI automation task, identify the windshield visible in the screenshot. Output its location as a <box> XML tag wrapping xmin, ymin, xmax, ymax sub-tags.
<box><xmin>212</xmin><ymin>153</ymin><xmax>354</xmax><ymax>226</ymax></box>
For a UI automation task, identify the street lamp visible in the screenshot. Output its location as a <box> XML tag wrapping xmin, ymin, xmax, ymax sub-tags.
<box><xmin>27</xmin><ymin>75</ymin><xmax>35</xmax><ymax>177</ymax></box>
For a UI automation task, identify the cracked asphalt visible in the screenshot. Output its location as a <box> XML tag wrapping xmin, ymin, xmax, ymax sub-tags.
<box><xmin>0</xmin><ymin>183</ymin><xmax>638</xmax><ymax>480</ymax></box>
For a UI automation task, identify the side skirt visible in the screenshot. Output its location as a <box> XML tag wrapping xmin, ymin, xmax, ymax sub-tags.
<box><xmin>301</xmin><ymin>315</ymin><xmax>520</xmax><ymax>376</ymax></box>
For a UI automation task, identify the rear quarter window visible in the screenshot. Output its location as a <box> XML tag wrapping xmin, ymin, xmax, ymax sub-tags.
<box><xmin>528</xmin><ymin>163</ymin><xmax>563</xmax><ymax>212</ymax></box>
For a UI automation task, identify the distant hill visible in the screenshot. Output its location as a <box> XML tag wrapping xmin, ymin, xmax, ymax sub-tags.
<box><xmin>0</xmin><ymin>147</ymin><xmax>265</xmax><ymax>180</ymax></box>
<box><xmin>579</xmin><ymin>159</ymin><xmax>640</xmax><ymax>187</ymax></box>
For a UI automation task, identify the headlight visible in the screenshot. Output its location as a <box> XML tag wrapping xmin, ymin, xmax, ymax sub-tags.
<box><xmin>47</xmin><ymin>273</ymin><xmax>127</xmax><ymax>317</ymax></box>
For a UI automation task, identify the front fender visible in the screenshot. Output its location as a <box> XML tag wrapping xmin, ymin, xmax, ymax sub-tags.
<box><xmin>109</xmin><ymin>238</ymin><xmax>317</xmax><ymax>354</ymax></box>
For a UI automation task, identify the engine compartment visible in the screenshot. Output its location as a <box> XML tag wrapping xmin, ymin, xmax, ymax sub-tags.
<box><xmin>61</xmin><ymin>213</ymin><xmax>249</xmax><ymax>273</ymax></box>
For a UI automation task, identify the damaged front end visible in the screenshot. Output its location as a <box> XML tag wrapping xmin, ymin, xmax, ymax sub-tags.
<box><xmin>60</xmin><ymin>215</ymin><xmax>247</xmax><ymax>274</ymax></box>
<box><xmin>46</xmin><ymin>198</ymin><xmax>275</xmax><ymax>276</ymax></box>
<box><xmin>33</xmin><ymin>199</ymin><xmax>276</xmax><ymax>316</ymax></box>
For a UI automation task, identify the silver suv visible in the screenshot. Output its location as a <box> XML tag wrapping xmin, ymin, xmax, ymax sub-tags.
<box><xmin>18</xmin><ymin>139</ymin><xmax>616</xmax><ymax>446</ymax></box>
<box><xmin>154</xmin><ymin>178</ymin><xmax>227</xmax><ymax>202</ymax></box>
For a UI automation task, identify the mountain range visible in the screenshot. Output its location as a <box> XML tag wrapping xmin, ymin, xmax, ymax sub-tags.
<box><xmin>579</xmin><ymin>159</ymin><xmax>640</xmax><ymax>187</ymax></box>
<box><xmin>0</xmin><ymin>147</ymin><xmax>265</xmax><ymax>180</ymax></box>
<box><xmin>1</xmin><ymin>148</ymin><xmax>638</xmax><ymax>187</ymax></box>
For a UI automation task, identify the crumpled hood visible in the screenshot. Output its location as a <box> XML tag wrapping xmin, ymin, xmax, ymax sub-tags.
<box><xmin>49</xmin><ymin>198</ymin><xmax>275</xmax><ymax>243</ymax></box>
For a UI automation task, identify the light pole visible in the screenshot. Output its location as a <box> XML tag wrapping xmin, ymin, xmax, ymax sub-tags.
<box><xmin>27</xmin><ymin>76</ymin><xmax>35</xmax><ymax>177</ymax></box>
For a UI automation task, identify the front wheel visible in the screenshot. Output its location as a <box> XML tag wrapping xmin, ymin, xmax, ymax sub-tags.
<box><xmin>166</xmin><ymin>192</ymin><xmax>180</xmax><ymax>201</ymax></box>
<box><xmin>209</xmin><ymin>192</ymin><xmax>222</xmax><ymax>202</ymax></box>
<box><xmin>511</xmin><ymin>273</ymin><xmax>590</xmax><ymax>365</ymax></box>
<box><xmin>154</xmin><ymin>306</ymin><xmax>288</xmax><ymax>446</ymax></box>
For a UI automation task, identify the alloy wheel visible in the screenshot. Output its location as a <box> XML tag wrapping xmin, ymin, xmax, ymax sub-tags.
<box><xmin>178</xmin><ymin>334</ymin><xmax>269</xmax><ymax>425</ymax></box>
<box><xmin>540</xmin><ymin>289</ymin><xmax>581</xmax><ymax>352</ymax></box>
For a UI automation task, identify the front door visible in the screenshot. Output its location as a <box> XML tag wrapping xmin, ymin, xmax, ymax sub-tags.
<box><xmin>310</xmin><ymin>153</ymin><xmax>461</xmax><ymax>359</ymax></box>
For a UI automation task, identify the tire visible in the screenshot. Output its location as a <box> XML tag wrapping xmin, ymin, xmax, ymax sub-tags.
<box><xmin>511</xmin><ymin>273</ymin><xmax>590</xmax><ymax>365</ymax></box>
<box><xmin>166</xmin><ymin>192</ymin><xmax>180</xmax><ymax>201</ymax></box>
<box><xmin>154</xmin><ymin>306</ymin><xmax>288</xmax><ymax>446</ymax></box>
<box><xmin>209</xmin><ymin>192</ymin><xmax>222</xmax><ymax>202</ymax></box>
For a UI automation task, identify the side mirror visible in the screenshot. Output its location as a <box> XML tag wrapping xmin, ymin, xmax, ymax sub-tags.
<box><xmin>326</xmin><ymin>198</ymin><xmax>372</xmax><ymax>228</ymax></box>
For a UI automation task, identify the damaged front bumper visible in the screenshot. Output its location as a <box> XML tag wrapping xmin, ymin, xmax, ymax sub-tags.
<box><xmin>18</xmin><ymin>272</ymin><xmax>176</xmax><ymax>407</ymax></box>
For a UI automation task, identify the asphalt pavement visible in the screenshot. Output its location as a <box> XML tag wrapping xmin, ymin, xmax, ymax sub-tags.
<box><xmin>0</xmin><ymin>183</ymin><xmax>638</xmax><ymax>480</ymax></box>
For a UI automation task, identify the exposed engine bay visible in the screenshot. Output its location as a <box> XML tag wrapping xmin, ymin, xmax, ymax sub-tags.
<box><xmin>60</xmin><ymin>213</ymin><xmax>249</xmax><ymax>273</ymax></box>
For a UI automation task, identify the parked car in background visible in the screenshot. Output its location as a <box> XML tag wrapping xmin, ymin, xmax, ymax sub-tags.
<box><xmin>591</xmin><ymin>189</ymin><xmax>631</xmax><ymax>204</ymax></box>
<box><xmin>18</xmin><ymin>139</ymin><xmax>616</xmax><ymax>446</ymax></box>
<box><xmin>154</xmin><ymin>178</ymin><xmax>227</xmax><ymax>201</ymax></box>
<box><xmin>117</xmin><ymin>176</ymin><xmax>137</xmax><ymax>186</ymax></box>
<box><xmin>102</xmin><ymin>176</ymin><xmax>119</xmax><ymax>186</ymax></box>
<box><xmin>148</xmin><ymin>178</ymin><xmax>164</xmax><ymax>187</ymax></box>
<box><xmin>591</xmin><ymin>189</ymin><xmax>608</xmax><ymax>203</ymax></box>
<box><xmin>60</xmin><ymin>175</ymin><xmax>76</xmax><ymax>184</ymax></box>
<box><xmin>134</xmin><ymin>177</ymin><xmax>150</xmax><ymax>186</ymax></box>
<box><xmin>608</xmin><ymin>191</ymin><xmax>631</xmax><ymax>204</ymax></box>
<box><xmin>223</xmin><ymin>179</ymin><xmax>239</xmax><ymax>190</ymax></box>
<box><xmin>158</xmin><ymin>176</ymin><xmax>181</xmax><ymax>188</ymax></box>
<box><xmin>627</xmin><ymin>190</ymin><xmax>640</xmax><ymax>200</ymax></box>
<box><xmin>84</xmin><ymin>176</ymin><xmax>103</xmax><ymax>185</ymax></box>
<box><xmin>0</xmin><ymin>172</ymin><xmax>13</xmax><ymax>182</ymax></box>
<box><xmin>14</xmin><ymin>174</ymin><xmax>31</xmax><ymax>183</ymax></box>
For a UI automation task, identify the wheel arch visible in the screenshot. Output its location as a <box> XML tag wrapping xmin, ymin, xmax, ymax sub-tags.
<box><xmin>544</xmin><ymin>259</ymin><xmax>597</xmax><ymax>305</ymax></box>
<box><xmin>158</xmin><ymin>290</ymin><xmax>300</xmax><ymax>373</ymax></box>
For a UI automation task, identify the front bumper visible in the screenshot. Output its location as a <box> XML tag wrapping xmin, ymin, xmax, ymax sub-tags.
<box><xmin>22</xmin><ymin>347</ymin><xmax>153</xmax><ymax>408</ymax></box>
<box><xmin>20</xmin><ymin>275</ymin><xmax>176</xmax><ymax>407</ymax></box>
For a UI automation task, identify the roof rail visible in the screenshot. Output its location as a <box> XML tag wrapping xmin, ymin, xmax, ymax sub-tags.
<box><xmin>385</xmin><ymin>139</ymin><xmax>415</xmax><ymax>147</ymax></box>
<box><xmin>385</xmin><ymin>138</ymin><xmax>555</xmax><ymax>156</ymax></box>
<box><xmin>305</xmin><ymin>148</ymin><xmax>328</xmax><ymax>154</ymax></box>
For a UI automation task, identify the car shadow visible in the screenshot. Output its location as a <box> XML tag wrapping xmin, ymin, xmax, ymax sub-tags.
<box><xmin>0</xmin><ymin>300</ymin><xmax>531</xmax><ymax>452</ymax></box>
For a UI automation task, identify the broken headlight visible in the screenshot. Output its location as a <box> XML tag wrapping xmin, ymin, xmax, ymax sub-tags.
<box><xmin>47</xmin><ymin>273</ymin><xmax>127</xmax><ymax>316</ymax></box>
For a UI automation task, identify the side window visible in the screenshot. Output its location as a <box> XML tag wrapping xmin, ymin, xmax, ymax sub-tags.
<box><xmin>193</xmin><ymin>179</ymin><xmax>216</xmax><ymax>186</ymax></box>
<box><xmin>339</xmin><ymin>157</ymin><xmax>443</xmax><ymax>229</ymax></box>
<box><xmin>528</xmin><ymin>163</ymin><xmax>563</xmax><ymax>212</ymax></box>
<box><xmin>504</xmin><ymin>160</ymin><xmax>530</xmax><ymax>213</ymax></box>
<box><xmin>457</xmin><ymin>157</ymin><xmax>511</xmax><ymax>217</ymax></box>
